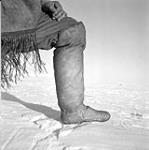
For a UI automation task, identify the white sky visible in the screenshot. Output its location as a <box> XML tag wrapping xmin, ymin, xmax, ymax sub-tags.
<box><xmin>41</xmin><ymin>0</ymin><xmax>149</xmax><ymax>86</ymax></box>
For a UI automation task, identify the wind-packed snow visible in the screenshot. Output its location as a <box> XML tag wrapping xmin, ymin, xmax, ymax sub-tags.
<box><xmin>1</xmin><ymin>75</ymin><xmax>149</xmax><ymax>150</ymax></box>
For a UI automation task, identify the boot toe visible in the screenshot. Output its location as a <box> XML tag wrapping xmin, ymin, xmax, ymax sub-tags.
<box><xmin>84</xmin><ymin>106</ymin><xmax>111</xmax><ymax>122</ymax></box>
<box><xmin>97</xmin><ymin>111</ymin><xmax>111</xmax><ymax>122</ymax></box>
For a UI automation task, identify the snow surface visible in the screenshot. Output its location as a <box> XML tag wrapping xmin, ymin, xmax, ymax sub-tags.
<box><xmin>1</xmin><ymin>75</ymin><xmax>149</xmax><ymax>150</ymax></box>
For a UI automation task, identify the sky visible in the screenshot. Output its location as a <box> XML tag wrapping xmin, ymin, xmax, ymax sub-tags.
<box><xmin>54</xmin><ymin>0</ymin><xmax>149</xmax><ymax>86</ymax></box>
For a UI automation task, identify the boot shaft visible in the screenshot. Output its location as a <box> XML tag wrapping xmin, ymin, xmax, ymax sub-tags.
<box><xmin>53</xmin><ymin>22</ymin><xmax>86</xmax><ymax>113</ymax></box>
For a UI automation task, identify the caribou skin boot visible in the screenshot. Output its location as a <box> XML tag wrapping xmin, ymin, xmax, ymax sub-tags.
<box><xmin>54</xmin><ymin>22</ymin><xmax>111</xmax><ymax>124</ymax></box>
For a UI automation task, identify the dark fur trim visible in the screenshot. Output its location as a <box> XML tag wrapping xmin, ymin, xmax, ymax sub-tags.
<box><xmin>1</xmin><ymin>29</ymin><xmax>45</xmax><ymax>88</ymax></box>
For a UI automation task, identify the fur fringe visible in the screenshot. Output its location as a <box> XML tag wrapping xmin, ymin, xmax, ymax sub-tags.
<box><xmin>1</xmin><ymin>29</ymin><xmax>45</xmax><ymax>88</ymax></box>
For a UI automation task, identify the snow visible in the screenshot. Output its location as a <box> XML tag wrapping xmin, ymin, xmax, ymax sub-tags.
<box><xmin>1</xmin><ymin>75</ymin><xmax>149</xmax><ymax>150</ymax></box>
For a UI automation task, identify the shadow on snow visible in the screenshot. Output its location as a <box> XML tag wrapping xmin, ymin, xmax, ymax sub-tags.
<box><xmin>1</xmin><ymin>92</ymin><xmax>61</xmax><ymax>121</ymax></box>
